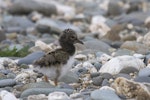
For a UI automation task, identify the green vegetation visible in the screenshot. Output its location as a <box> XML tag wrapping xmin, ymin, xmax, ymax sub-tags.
<box><xmin>0</xmin><ymin>46</ymin><xmax>30</xmax><ymax>57</ymax></box>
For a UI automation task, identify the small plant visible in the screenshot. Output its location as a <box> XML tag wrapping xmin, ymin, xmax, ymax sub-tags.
<box><xmin>0</xmin><ymin>46</ymin><xmax>30</xmax><ymax>57</ymax></box>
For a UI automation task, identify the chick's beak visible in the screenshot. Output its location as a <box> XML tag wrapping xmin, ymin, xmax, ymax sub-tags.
<box><xmin>74</xmin><ymin>39</ymin><xmax>84</xmax><ymax>44</ymax></box>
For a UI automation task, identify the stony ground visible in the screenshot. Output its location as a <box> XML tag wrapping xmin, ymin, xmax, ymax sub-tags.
<box><xmin>0</xmin><ymin>0</ymin><xmax>150</xmax><ymax>100</ymax></box>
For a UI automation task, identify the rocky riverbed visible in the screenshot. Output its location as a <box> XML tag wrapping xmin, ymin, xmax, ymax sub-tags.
<box><xmin>0</xmin><ymin>0</ymin><xmax>150</xmax><ymax>100</ymax></box>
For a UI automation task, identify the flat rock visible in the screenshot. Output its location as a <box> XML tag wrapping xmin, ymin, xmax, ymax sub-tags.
<box><xmin>16</xmin><ymin>51</ymin><xmax>45</xmax><ymax>65</ymax></box>
<box><xmin>99</xmin><ymin>55</ymin><xmax>145</xmax><ymax>75</ymax></box>
<box><xmin>8</xmin><ymin>0</ymin><xmax>57</xmax><ymax>16</ymax></box>
<box><xmin>21</xmin><ymin>88</ymin><xmax>73</xmax><ymax>98</ymax></box>
<box><xmin>0</xmin><ymin>79</ymin><xmax>16</xmax><ymax>87</ymax></box>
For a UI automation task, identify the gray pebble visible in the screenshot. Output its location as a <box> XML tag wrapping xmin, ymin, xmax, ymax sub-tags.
<box><xmin>59</xmin><ymin>71</ymin><xmax>79</xmax><ymax>83</ymax></box>
<box><xmin>119</xmin><ymin>67</ymin><xmax>139</xmax><ymax>74</ymax></box>
<box><xmin>0</xmin><ymin>79</ymin><xmax>16</xmax><ymax>87</ymax></box>
<box><xmin>134</xmin><ymin>76</ymin><xmax>150</xmax><ymax>83</ymax></box>
<box><xmin>101</xmin><ymin>73</ymin><xmax>113</xmax><ymax>80</ymax></box>
<box><xmin>17</xmin><ymin>51</ymin><xmax>45</xmax><ymax>65</ymax></box>
<box><xmin>7</xmin><ymin>73</ymin><xmax>16</xmax><ymax>79</ymax></box>
<box><xmin>138</xmin><ymin>67</ymin><xmax>150</xmax><ymax>77</ymax></box>
<box><xmin>102</xmin><ymin>79</ymin><xmax>110</xmax><ymax>86</ymax></box>
<box><xmin>92</xmin><ymin>76</ymin><xmax>103</xmax><ymax>86</ymax></box>
<box><xmin>91</xmin><ymin>88</ymin><xmax>121</xmax><ymax>100</ymax></box>
<box><xmin>115</xmin><ymin>73</ymin><xmax>131</xmax><ymax>79</ymax></box>
<box><xmin>93</xmin><ymin>62</ymin><xmax>102</xmax><ymax>71</ymax></box>
<box><xmin>21</xmin><ymin>88</ymin><xmax>73</xmax><ymax>98</ymax></box>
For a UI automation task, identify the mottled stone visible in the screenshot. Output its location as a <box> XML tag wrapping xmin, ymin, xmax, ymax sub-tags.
<box><xmin>113</xmin><ymin>77</ymin><xmax>150</xmax><ymax>99</ymax></box>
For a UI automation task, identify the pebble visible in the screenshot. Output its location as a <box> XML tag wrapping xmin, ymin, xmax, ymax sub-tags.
<box><xmin>0</xmin><ymin>28</ymin><xmax>6</xmax><ymax>42</ymax></box>
<box><xmin>0</xmin><ymin>79</ymin><xmax>16</xmax><ymax>87</ymax></box>
<box><xmin>21</xmin><ymin>82</ymin><xmax>54</xmax><ymax>92</ymax></box>
<box><xmin>48</xmin><ymin>92</ymin><xmax>70</xmax><ymax>100</ymax></box>
<box><xmin>92</xmin><ymin>76</ymin><xmax>103</xmax><ymax>86</ymax></box>
<box><xmin>91</xmin><ymin>86</ymin><xmax>121</xmax><ymax>100</ymax></box>
<box><xmin>138</xmin><ymin>67</ymin><xmax>150</xmax><ymax>77</ymax></box>
<box><xmin>21</xmin><ymin>88</ymin><xmax>73</xmax><ymax>98</ymax></box>
<box><xmin>0</xmin><ymin>90</ymin><xmax>18</xmax><ymax>100</ymax></box>
<box><xmin>120</xmin><ymin>41</ymin><xmax>149</xmax><ymax>54</ymax></box>
<box><xmin>36</xmin><ymin>18</ymin><xmax>81</xmax><ymax>34</ymax></box>
<box><xmin>119</xmin><ymin>67</ymin><xmax>139</xmax><ymax>74</ymax></box>
<box><xmin>28</xmin><ymin>94</ymin><xmax>48</xmax><ymax>100</ymax></box>
<box><xmin>93</xmin><ymin>62</ymin><xmax>102</xmax><ymax>71</ymax></box>
<box><xmin>16</xmin><ymin>51</ymin><xmax>45</xmax><ymax>65</ymax></box>
<box><xmin>59</xmin><ymin>71</ymin><xmax>79</xmax><ymax>83</ymax></box>
<box><xmin>84</xmin><ymin>39</ymin><xmax>112</xmax><ymax>54</ymax></box>
<box><xmin>8</xmin><ymin>0</ymin><xmax>57</xmax><ymax>16</ymax></box>
<box><xmin>99</xmin><ymin>55</ymin><xmax>145</xmax><ymax>75</ymax></box>
<box><xmin>113</xmin><ymin>77</ymin><xmax>150</xmax><ymax>99</ymax></box>
<box><xmin>134</xmin><ymin>76</ymin><xmax>150</xmax><ymax>83</ymax></box>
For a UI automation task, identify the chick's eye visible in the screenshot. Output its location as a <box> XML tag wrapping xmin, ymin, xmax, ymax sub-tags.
<box><xmin>71</xmin><ymin>36</ymin><xmax>75</xmax><ymax>39</ymax></box>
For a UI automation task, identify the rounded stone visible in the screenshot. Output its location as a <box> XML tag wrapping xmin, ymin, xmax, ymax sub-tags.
<box><xmin>138</xmin><ymin>67</ymin><xmax>150</xmax><ymax>77</ymax></box>
<box><xmin>115</xmin><ymin>73</ymin><xmax>131</xmax><ymax>79</ymax></box>
<box><xmin>16</xmin><ymin>51</ymin><xmax>45</xmax><ymax>65</ymax></box>
<box><xmin>102</xmin><ymin>79</ymin><xmax>109</xmax><ymax>86</ymax></box>
<box><xmin>48</xmin><ymin>92</ymin><xmax>70</xmax><ymax>100</ymax></box>
<box><xmin>0</xmin><ymin>79</ymin><xmax>16</xmax><ymax>87</ymax></box>
<box><xmin>92</xmin><ymin>76</ymin><xmax>103</xmax><ymax>86</ymax></box>
<box><xmin>0</xmin><ymin>90</ymin><xmax>18</xmax><ymax>100</ymax></box>
<box><xmin>119</xmin><ymin>67</ymin><xmax>139</xmax><ymax>74</ymax></box>
<box><xmin>84</xmin><ymin>40</ymin><xmax>112</xmax><ymax>54</ymax></box>
<box><xmin>21</xmin><ymin>88</ymin><xmax>73</xmax><ymax>98</ymax></box>
<box><xmin>91</xmin><ymin>87</ymin><xmax>121</xmax><ymax>100</ymax></box>
<box><xmin>134</xmin><ymin>76</ymin><xmax>150</xmax><ymax>83</ymax></box>
<box><xmin>99</xmin><ymin>55</ymin><xmax>145</xmax><ymax>75</ymax></box>
<box><xmin>93</xmin><ymin>62</ymin><xmax>102</xmax><ymax>71</ymax></box>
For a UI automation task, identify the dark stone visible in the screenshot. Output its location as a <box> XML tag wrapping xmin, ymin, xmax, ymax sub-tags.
<box><xmin>101</xmin><ymin>73</ymin><xmax>113</xmax><ymax>80</ymax></box>
<box><xmin>119</xmin><ymin>67</ymin><xmax>139</xmax><ymax>74</ymax></box>
<box><xmin>102</xmin><ymin>79</ymin><xmax>109</xmax><ymax>86</ymax></box>
<box><xmin>0</xmin><ymin>28</ymin><xmax>6</xmax><ymax>42</ymax></box>
<box><xmin>92</xmin><ymin>76</ymin><xmax>103</xmax><ymax>86</ymax></box>
<box><xmin>90</xmin><ymin>72</ymin><xmax>100</xmax><ymax>78</ymax></box>
<box><xmin>115</xmin><ymin>73</ymin><xmax>131</xmax><ymax>79</ymax></box>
